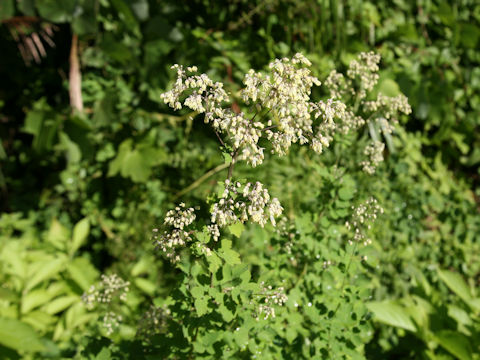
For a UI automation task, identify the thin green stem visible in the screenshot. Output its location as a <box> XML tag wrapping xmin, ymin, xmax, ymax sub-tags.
<box><xmin>174</xmin><ymin>162</ymin><xmax>229</xmax><ymax>200</ymax></box>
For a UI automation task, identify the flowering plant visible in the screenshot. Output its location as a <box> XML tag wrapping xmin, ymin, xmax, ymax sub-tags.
<box><xmin>82</xmin><ymin>52</ymin><xmax>411</xmax><ymax>358</ymax></box>
<box><xmin>157</xmin><ymin>51</ymin><xmax>410</xmax><ymax>264</ymax></box>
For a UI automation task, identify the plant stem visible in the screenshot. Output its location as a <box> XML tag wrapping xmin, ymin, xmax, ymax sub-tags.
<box><xmin>174</xmin><ymin>162</ymin><xmax>229</xmax><ymax>199</ymax></box>
<box><xmin>227</xmin><ymin>149</ymin><xmax>239</xmax><ymax>180</ymax></box>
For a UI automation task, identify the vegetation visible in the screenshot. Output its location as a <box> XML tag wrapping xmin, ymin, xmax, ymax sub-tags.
<box><xmin>0</xmin><ymin>0</ymin><xmax>479</xmax><ymax>359</ymax></box>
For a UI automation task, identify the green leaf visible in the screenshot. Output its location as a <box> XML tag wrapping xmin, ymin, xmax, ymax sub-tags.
<box><xmin>195</xmin><ymin>228</ymin><xmax>210</xmax><ymax>244</ymax></box>
<box><xmin>46</xmin><ymin>218</ymin><xmax>69</xmax><ymax>250</ymax></box>
<box><xmin>467</xmin><ymin>298</ymin><xmax>480</xmax><ymax>313</ymax></box>
<box><xmin>93</xmin><ymin>92</ymin><xmax>117</xmax><ymax>126</ymax></box>
<box><xmin>223</xmin><ymin>152</ymin><xmax>232</xmax><ymax>164</ymax></box>
<box><xmin>108</xmin><ymin>139</ymin><xmax>158</xmax><ymax>182</ymax></box>
<box><xmin>366</xmin><ymin>300</ymin><xmax>416</xmax><ymax>332</ymax></box>
<box><xmin>72</xmin><ymin>0</ymin><xmax>97</xmax><ymax>35</ymax></box>
<box><xmin>59</xmin><ymin>132</ymin><xmax>81</xmax><ymax>164</ymax></box>
<box><xmin>130</xmin><ymin>256</ymin><xmax>153</xmax><ymax>277</ymax></box>
<box><xmin>437</xmin><ymin>269</ymin><xmax>472</xmax><ymax>303</ymax></box>
<box><xmin>206</xmin><ymin>252</ymin><xmax>222</xmax><ymax>273</ymax></box>
<box><xmin>194</xmin><ymin>298</ymin><xmax>209</xmax><ymax>316</ymax></box>
<box><xmin>378</xmin><ymin>78</ymin><xmax>400</xmax><ymax>97</ymax></box>
<box><xmin>111</xmin><ymin>0</ymin><xmax>138</xmax><ymax>32</ymax></box>
<box><xmin>233</xmin><ymin>326</ymin><xmax>249</xmax><ymax>347</ymax></box>
<box><xmin>43</xmin><ymin>295</ymin><xmax>78</xmax><ymax>315</ymax></box>
<box><xmin>22</xmin><ymin>289</ymin><xmax>56</xmax><ymax>314</ymax></box>
<box><xmin>22</xmin><ymin>311</ymin><xmax>56</xmax><ymax>332</ymax></box>
<box><xmin>190</xmin><ymin>286</ymin><xmax>205</xmax><ymax>299</ymax></box>
<box><xmin>122</xmin><ymin>150</ymin><xmax>152</xmax><ymax>182</ymax></box>
<box><xmin>201</xmin><ymin>330</ymin><xmax>222</xmax><ymax>349</ymax></box>
<box><xmin>460</xmin><ymin>23</ymin><xmax>480</xmax><ymax>48</ymax></box>
<box><xmin>131</xmin><ymin>0</ymin><xmax>149</xmax><ymax>21</ymax></box>
<box><xmin>17</xmin><ymin>0</ymin><xmax>36</xmax><ymax>15</ymax></box>
<box><xmin>70</xmin><ymin>218</ymin><xmax>90</xmax><ymax>256</ymax></box>
<box><xmin>65</xmin><ymin>302</ymin><xmax>92</xmax><ymax>329</ymax></box>
<box><xmin>134</xmin><ymin>278</ymin><xmax>156</xmax><ymax>296</ymax></box>
<box><xmin>23</xmin><ymin>99</ymin><xmax>61</xmax><ymax>153</ymax></box>
<box><xmin>219</xmin><ymin>240</ymin><xmax>241</xmax><ymax>266</ymax></box>
<box><xmin>93</xmin><ymin>347</ymin><xmax>112</xmax><ymax>360</ymax></box>
<box><xmin>0</xmin><ymin>317</ymin><xmax>45</xmax><ymax>352</ymax></box>
<box><xmin>338</xmin><ymin>187</ymin><xmax>354</xmax><ymax>201</ymax></box>
<box><xmin>228</xmin><ymin>222</ymin><xmax>244</xmax><ymax>238</ymax></box>
<box><xmin>0</xmin><ymin>0</ymin><xmax>14</xmax><ymax>21</ymax></box>
<box><xmin>218</xmin><ymin>304</ymin><xmax>234</xmax><ymax>322</ymax></box>
<box><xmin>26</xmin><ymin>258</ymin><xmax>65</xmax><ymax>291</ymax></box>
<box><xmin>36</xmin><ymin>0</ymin><xmax>76</xmax><ymax>22</ymax></box>
<box><xmin>66</xmin><ymin>257</ymin><xmax>98</xmax><ymax>292</ymax></box>
<box><xmin>0</xmin><ymin>288</ymin><xmax>17</xmax><ymax>301</ymax></box>
<box><xmin>434</xmin><ymin>330</ymin><xmax>472</xmax><ymax>360</ymax></box>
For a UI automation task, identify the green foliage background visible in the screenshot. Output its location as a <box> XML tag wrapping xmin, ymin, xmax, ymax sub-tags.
<box><xmin>0</xmin><ymin>0</ymin><xmax>479</xmax><ymax>359</ymax></box>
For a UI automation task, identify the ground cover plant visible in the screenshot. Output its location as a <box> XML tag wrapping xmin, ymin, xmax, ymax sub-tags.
<box><xmin>0</xmin><ymin>0</ymin><xmax>479</xmax><ymax>359</ymax></box>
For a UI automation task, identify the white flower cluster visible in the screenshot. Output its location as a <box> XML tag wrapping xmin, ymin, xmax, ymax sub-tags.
<box><xmin>324</xmin><ymin>70</ymin><xmax>350</xmax><ymax>99</ymax></box>
<box><xmin>82</xmin><ymin>274</ymin><xmax>130</xmax><ymax>310</ymax></box>
<box><xmin>161</xmin><ymin>65</ymin><xmax>228</xmax><ymax>112</ymax></box>
<box><xmin>207</xmin><ymin>223</ymin><xmax>220</xmax><ymax>242</ymax></box>
<box><xmin>345</xmin><ymin>197</ymin><xmax>384</xmax><ymax>246</ymax></box>
<box><xmin>153</xmin><ymin>203</ymin><xmax>196</xmax><ymax>263</ymax></box>
<box><xmin>137</xmin><ymin>305</ymin><xmax>171</xmax><ymax>340</ymax></box>
<box><xmin>347</xmin><ymin>51</ymin><xmax>381</xmax><ymax>99</ymax></box>
<box><xmin>194</xmin><ymin>242</ymin><xmax>213</xmax><ymax>257</ymax></box>
<box><xmin>325</xmin><ymin>52</ymin><xmax>381</xmax><ymax>100</ymax></box>
<box><xmin>360</xmin><ymin>140</ymin><xmax>385</xmax><ymax>175</ymax></box>
<box><xmin>161</xmin><ymin>53</ymin><xmax>397</xmax><ymax>168</ymax></box>
<box><xmin>210</xmin><ymin>179</ymin><xmax>283</xmax><ymax>228</ymax></box>
<box><xmin>322</xmin><ymin>52</ymin><xmax>411</xmax><ymax>171</ymax></box>
<box><xmin>243</xmin><ymin>53</ymin><xmax>322</xmax><ymax>156</ymax></box>
<box><xmin>102</xmin><ymin>311</ymin><xmax>123</xmax><ymax>336</ymax></box>
<box><xmin>363</xmin><ymin>93</ymin><xmax>412</xmax><ymax>133</ymax></box>
<box><xmin>309</xmin><ymin>99</ymin><xmax>364</xmax><ymax>153</ymax></box>
<box><xmin>161</xmin><ymin>64</ymin><xmax>265</xmax><ymax>167</ymax></box>
<box><xmin>256</xmin><ymin>283</ymin><xmax>288</xmax><ymax>320</ymax></box>
<box><xmin>164</xmin><ymin>203</ymin><xmax>196</xmax><ymax>229</ymax></box>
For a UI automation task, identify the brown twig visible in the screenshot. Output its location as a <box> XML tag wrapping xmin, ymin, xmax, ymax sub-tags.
<box><xmin>69</xmin><ymin>34</ymin><xmax>83</xmax><ymax>112</ymax></box>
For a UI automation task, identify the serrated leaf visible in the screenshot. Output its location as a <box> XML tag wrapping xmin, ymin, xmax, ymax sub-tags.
<box><xmin>195</xmin><ymin>228</ymin><xmax>211</xmax><ymax>244</ymax></box>
<box><xmin>228</xmin><ymin>222</ymin><xmax>244</xmax><ymax>238</ymax></box>
<box><xmin>338</xmin><ymin>187</ymin><xmax>354</xmax><ymax>200</ymax></box>
<box><xmin>366</xmin><ymin>300</ymin><xmax>416</xmax><ymax>332</ymax></box>
<box><xmin>195</xmin><ymin>298</ymin><xmax>209</xmax><ymax>316</ymax></box>
<box><xmin>190</xmin><ymin>286</ymin><xmax>205</xmax><ymax>299</ymax></box>
<box><xmin>233</xmin><ymin>326</ymin><xmax>249</xmax><ymax>347</ymax></box>
<box><xmin>207</xmin><ymin>252</ymin><xmax>222</xmax><ymax>273</ymax></box>
<box><xmin>218</xmin><ymin>304</ymin><xmax>234</xmax><ymax>322</ymax></box>
<box><xmin>219</xmin><ymin>240</ymin><xmax>241</xmax><ymax>266</ymax></box>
